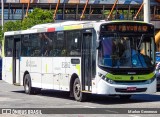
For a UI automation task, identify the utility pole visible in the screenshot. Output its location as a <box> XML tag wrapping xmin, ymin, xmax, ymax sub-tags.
<box><xmin>80</xmin><ymin>0</ymin><xmax>89</xmax><ymax>21</ymax></box>
<box><xmin>107</xmin><ymin>0</ymin><xmax>118</xmax><ymax>20</ymax></box>
<box><xmin>53</xmin><ymin>0</ymin><xmax>60</xmax><ymax>21</ymax></box>
<box><xmin>143</xmin><ymin>0</ymin><xmax>150</xmax><ymax>23</ymax></box>
<box><xmin>1</xmin><ymin>0</ymin><xmax>4</xmax><ymax>30</ymax></box>
<box><xmin>134</xmin><ymin>2</ymin><xmax>144</xmax><ymax>20</ymax></box>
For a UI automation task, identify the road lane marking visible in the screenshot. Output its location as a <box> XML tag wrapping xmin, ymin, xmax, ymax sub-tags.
<box><xmin>83</xmin><ymin>106</ymin><xmax>96</xmax><ymax>108</ymax></box>
<box><xmin>0</xmin><ymin>97</ymin><xmax>21</xmax><ymax>101</ymax></box>
<box><xmin>129</xmin><ymin>115</ymin><xmax>141</xmax><ymax>117</ymax></box>
<box><xmin>105</xmin><ymin>109</ymin><xmax>119</xmax><ymax>114</ymax></box>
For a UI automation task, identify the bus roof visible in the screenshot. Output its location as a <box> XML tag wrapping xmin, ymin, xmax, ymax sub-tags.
<box><xmin>4</xmin><ymin>20</ymin><xmax>153</xmax><ymax>36</ymax></box>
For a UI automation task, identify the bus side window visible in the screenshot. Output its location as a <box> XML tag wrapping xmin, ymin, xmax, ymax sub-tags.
<box><xmin>7</xmin><ymin>48</ymin><xmax>12</xmax><ymax>57</ymax></box>
<box><xmin>5</xmin><ymin>36</ymin><xmax>13</xmax><ymax>57</ymax></box>
<box><xmin>39</xmin><ymin>32</ymin><xmax>53</xmax><ymax>56</ymax></box>
<box><xmin>30</xmin><ymin>34</ymin><xmax>41</xmax><ymax>57</ymax></box>
<box><xmin>21</xmin><ymin>35</ymin><xmax>31</xmax><ymax>57</ymax></box>
<box><xmin>66</xmin><ymin>30</ymin><xmax>81</xmax><ymax>56</ymax></box>
<box><xmin>53</xmin><ymin>32</ymin><xmax>66</xmax><ymax>57</ymax></box>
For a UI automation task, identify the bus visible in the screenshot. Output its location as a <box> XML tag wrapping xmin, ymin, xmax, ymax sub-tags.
<box><xmin>2</xmin><ymin>20</ymin><xmax>156</xmax><ymax>101</ymax></box>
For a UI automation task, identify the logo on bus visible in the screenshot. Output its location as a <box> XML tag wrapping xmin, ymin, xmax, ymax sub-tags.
<box><xmin>130</xmin><ymin>76</ymin><xmax>134</xmax><ymax>80</ymax></box>
<box><xmin>26</xmin><ymin>60</ymin><xmax>37</xmax><ymax>67</ymax></box>
<box><xmin>62</xmin><ymin>62</ymin><xmax>70</xmax><ymax>68</ymax></box>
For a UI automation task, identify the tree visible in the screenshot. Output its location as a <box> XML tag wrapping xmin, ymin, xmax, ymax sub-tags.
<box><xmin>0</xmin><ymin>25</ymin><xmax>3</xmax><ymax>43</ymax></box>
<box><xmin>21</xmin><ymin>8</ymin><xmax>54</xmax><ymax>30</ymax></box>
<box><xmin>3</xmin><ymin>20</ymin><xmax>22</xmax><ymax>32</ymax></box>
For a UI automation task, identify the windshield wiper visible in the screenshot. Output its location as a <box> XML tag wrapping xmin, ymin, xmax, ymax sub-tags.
<box><xmin>137</xmin><ymin>34</ymin><xmax>144</xmax><ymax>50</ymax></box>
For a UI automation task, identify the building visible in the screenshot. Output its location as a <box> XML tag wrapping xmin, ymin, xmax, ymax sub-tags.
<box><xmin>1</xmin><ymin>0</ymin><xmax>160</xmax><ymax>51</ymax></box>
<box><xmin>0</xmin><ymin>0</ymin><xmax>160</xmax><ymax>27</ymax></box>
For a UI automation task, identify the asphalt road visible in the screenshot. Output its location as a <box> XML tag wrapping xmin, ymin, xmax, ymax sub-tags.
<box><xmin>0</xmin><ymin>80</ymin><xmax>160</xmax><ymax>117</ymax></box>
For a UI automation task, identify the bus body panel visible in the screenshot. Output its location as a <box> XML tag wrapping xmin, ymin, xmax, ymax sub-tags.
<box><xmin>97</xmin><ymin>78</ymin><xmax>156</xmax><ymax>94</ymax></box>
<box><xmin>65</xmin><ymin>57</ymin><xmax>81</xmax><ymax>88</ymax></box>
<box><xmin>30</xmin><ymin>57</ymin><xmax>42</xmax><ymax>88</ymax></box>
<box><xmin>52</xmin><ymin>57</ymin><xmax>66</xmax><ymax>90</ymax></box>
<box><xmin>20</xmin><ymin>57</ymin><xmax>31</xmax><ymax>85</ymax></box>
<box><xmin>41</xmin><ymin>57</ymin><xmax>53</xmax><ymax>89</ymax></box>
<box><xmin>16</xmin><ymin>59</ymin><xmax>20</xmax><ymax>84</ymax></box>
<box><xmin>3</xmin><ymin>57</ymin><xmax>13</xmax><ymax>84</ymax></box>
<box><xmin>2</xmin><ymin>58</ymin><xmax>6</xmax><ymax>82</ymax></box>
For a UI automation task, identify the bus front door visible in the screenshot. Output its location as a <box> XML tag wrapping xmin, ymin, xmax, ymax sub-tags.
<box><xmin>13</xmin><ymin>37</ymin><xmax>21</xmax><ymax>85</ymax></box>
<box><xmin>82</xmin><ymin>31</ymin><xmax>93</xmax><ymax>91</ymax></box>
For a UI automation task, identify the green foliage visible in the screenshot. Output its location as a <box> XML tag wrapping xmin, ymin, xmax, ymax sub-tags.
<box><xmin>3</xmin><ymin>20</ymin><xmax>22</xmax><ymax>32</ymax></box>
<box><xmin>21</xmin><ymin>8</ymin><xmax>54</xmax><ymax>30</ymax></box>
<box><xmin>0</xmin><ymin>25</ymin><xmax>3</xmax><ymax>42</ymax></box>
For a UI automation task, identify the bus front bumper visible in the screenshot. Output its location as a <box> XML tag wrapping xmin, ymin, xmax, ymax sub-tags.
<box><xmin>97</xmin><ymin>79</ymin><xmax>157</xmax><ymax>95</ymax></box>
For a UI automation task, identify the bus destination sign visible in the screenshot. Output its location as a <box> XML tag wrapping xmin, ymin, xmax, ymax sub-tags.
<box><xmin>100</xmin><ymin>23</ymin><xmax>154</xmax><ymax>33</ymax></box>
<box><xmin>107</xmin><ymin>25</ymin><xmax>147</xmax><ymax>32</ymax></box>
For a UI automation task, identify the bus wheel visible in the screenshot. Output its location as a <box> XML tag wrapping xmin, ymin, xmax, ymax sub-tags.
<box><xmin>73</xmin><ymin>78</ymin><xmax>85</xmax><ymax>102</ymax></box>
<box><xmin>24</xmin><ymin>74</ymin><xmax>34</xmax><ymax>94</ymax></box>
<box><xmin>119</xmin><ymin>95</ymin><xmax>132</xmax><ymax>100</ymax></box>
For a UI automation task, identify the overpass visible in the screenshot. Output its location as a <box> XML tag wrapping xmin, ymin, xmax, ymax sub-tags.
<box><xmin>0</xmin><ymin>0</ymin><xmax>160</xmax><ymax>26</ymax></box>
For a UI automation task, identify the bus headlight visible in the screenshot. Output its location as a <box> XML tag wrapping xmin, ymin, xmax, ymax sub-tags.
<box><xmin>147</xmin><ymin>75</ymin><xmax>156</xmax><ymax>84</ymax></box>
<box><xmin>101</xmin><ymin>74</ymin><xmax>115</xmax><ymax>84</ymax></box>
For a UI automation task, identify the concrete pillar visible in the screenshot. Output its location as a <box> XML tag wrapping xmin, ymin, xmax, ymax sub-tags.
<box><xmin>143</xmin><ymin>0</ymin><xmax>152</xmax><ymax>56</ymax></box>
<box><xmin>143</xmin><ymin>0</ymin><xmax>150</xmax><ymax>23</ymax></box>
<box><xmin>1</xmin><ymin>0</ymin><xmax>4</xmax><ymax>30</ymax></box>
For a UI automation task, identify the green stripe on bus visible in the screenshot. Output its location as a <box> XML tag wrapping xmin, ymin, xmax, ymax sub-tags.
<box><xmin>64</xmin><ymin>25</ymin><xmax>83</xmax><ymax>30</ymax></box>
<box><xmin>76</xmin><ymin>64</ymin><xmax>80</xmax><ymax>76</ymax></box>
<box><xmin>45</xmin><ymin>64</ymin><xmax>48</xmax><ymax>73</ymax></box>
<box><xmin>106</xmin><ymin>72</ymin><xmax>155</xmax><ymax>81</ymax></box>
<box><xmin>9</xmin><ymin>65</ymin><xmax>12</xmax><ymax>72</ymax></box>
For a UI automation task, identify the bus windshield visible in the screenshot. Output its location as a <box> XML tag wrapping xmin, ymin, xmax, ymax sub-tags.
<box><xmin>98</xmin><ymin>34</ymin><xmax>154</xmax><ymax>68</ymax></box>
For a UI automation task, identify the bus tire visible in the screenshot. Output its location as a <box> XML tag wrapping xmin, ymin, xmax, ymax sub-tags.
<box><xmin>73</xmin><ymin>78</ymin><xmax>86</xmax><ymax>102</ymax></box>
<box><xmin>24</xmin><ymin>74</ymin><xmax>34</xmax><ymax>94</ymax></box>
<box><xmin>119</xmin><ymin>95</ymin><xmax>132</xmax><ymax>99</ymax></box>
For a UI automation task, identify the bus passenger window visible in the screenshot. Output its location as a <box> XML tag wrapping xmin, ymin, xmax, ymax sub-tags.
<box><xmin>7</xmin><ymin>48</ymin><xmax>12</xmax><ymax>57</ymax></box>
<box><xmin>39</xmin><ymin>33</ymin><xmax>53</xmax><ymax>56</ymax></box>
<box><xmin>66</xmin><ymin>31</ymin><xmax>81</xmax><ymax>56</ymax></box>
<box><xmin>30</xmin><ymin>34</ymin><xmax>41</xmax><ymax>57</ymax></box>
<box><xmin>53</xmin><ymin>32</ymin><xmax>66</xmax><ymax>56</ymax></box>
<box><xmin>21</xmin><ymin>35</ymin><xmax>31</xmax><ymax>57</ymax></box>
<box><xmin>5</xmin><ymin>36</ymin><xmax>13</xmax><ymax>57</ymax></box>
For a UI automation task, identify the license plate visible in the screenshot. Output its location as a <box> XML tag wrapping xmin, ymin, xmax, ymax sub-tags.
<box><xmin>127</xmin><ymin>87</ymin><xmax>137</xmax><ymax>91</ymax></box>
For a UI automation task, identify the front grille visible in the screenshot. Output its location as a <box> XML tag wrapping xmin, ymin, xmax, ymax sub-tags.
<box><xmin>115</xmin><ymin>80</ymin><xmax>147</xmax><ymax>83</ymax></box>
<box><xmin>114</xmin><ymin>80</ymin><xmax>148</xmax><ymax>85</ymax></box>
<box><xmin>115</xmin><ymin>88</ymin><xmax>147</xmax><ymax>93</ymax></box>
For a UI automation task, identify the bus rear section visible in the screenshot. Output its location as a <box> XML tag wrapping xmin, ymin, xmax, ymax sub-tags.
<box><xmin>95</xmin><ymin>21</ymin><xmax>156</xmax><ymax>97</ymax></box>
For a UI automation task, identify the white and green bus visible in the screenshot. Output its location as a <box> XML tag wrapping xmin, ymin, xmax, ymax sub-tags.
<box><xmin>2</xmin><ymin>20</ymin><xmax>156</xmax><ymax>101</ymax></box>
